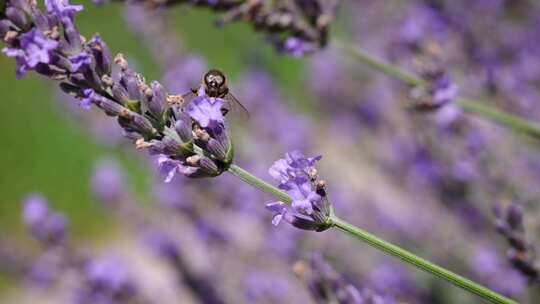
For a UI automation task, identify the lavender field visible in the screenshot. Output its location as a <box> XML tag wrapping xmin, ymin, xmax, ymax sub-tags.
<box><xmin>0</xmin><ymin>0</ymin><xmax>539</xmax><ymax>303</ymax></box>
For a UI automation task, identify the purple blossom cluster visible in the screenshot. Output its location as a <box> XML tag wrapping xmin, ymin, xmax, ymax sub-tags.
<box><xmin>266</xmin><ymin>151</ymin><xmax>333</xmax><ymax>231</ymax></box>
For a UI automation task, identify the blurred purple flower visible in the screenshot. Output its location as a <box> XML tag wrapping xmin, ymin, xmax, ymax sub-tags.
<box><xmin>26</xmin><ymin>250</ymin><xmax>63</xmax><ymax>287</ymax></box>
<box><xmin>144</xmin><ymin>230</ymin><xmax>180</xmax><ymax>260</ymax></box>
<box><xmin>91</xmin><ymin>158</ymin><xmax>125</xmax><ymax>203</ymax></box>
<box><xmin>78</xmin><ymin>254</ymin><xmax>138</xmax><ymax>304</ymax></box>
<box><xmin>22</xmin><ymin>194</ymin><xmax>67</xmax><ymax>246</ymax></box>
<box><xmin>244</xmin><ymin>271</ymin><xmax>290</xmax><ymax>302</ymax></box>
<box><xmin>366</xmin><ymin>260</ymin><xmax>417</xmax><ymax>298</ymax></box>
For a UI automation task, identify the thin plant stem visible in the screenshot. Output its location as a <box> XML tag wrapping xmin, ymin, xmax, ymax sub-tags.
<box><xmin>331</xmin><ymin>216</ymin><xmax>517</xmax><ymax>304</ymax></box>
<box><xmin>227</xmin><ymin>164</ymin><xmax>292</xmax><ymax>204</ymax></box>
<box><xmin>226</xmin><ymin>163</ymin><xmax>517</xmax><ymax>304</ymax></box>
<box><xmin>334</xmin><ymin>39</ymin><xmax>540</xmax><ymax>140</ymax></box>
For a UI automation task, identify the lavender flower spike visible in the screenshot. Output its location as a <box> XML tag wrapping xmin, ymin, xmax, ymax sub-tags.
<box><xmin>266</xmin><ymin>151</ymin><xmax>333</xmax><ymax>231</ymax></box>
<box><xmin>1</xmin><ymin>0</ymin><xmax>233</xmax><ymax>183</ymax></box>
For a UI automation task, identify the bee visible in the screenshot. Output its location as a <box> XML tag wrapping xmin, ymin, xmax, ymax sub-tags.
<box><xmin>182</xmin><ymin>69</ymin><xmax>249</xmax><ymax>119</ymax></box>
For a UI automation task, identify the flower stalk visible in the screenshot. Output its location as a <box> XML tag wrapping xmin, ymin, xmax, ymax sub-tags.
<box><xmin>331</xmin><ymin>216</ymin><xmax>517</xmax><ymax>304</ymax></box>
<box><xmin>227</xmin><ymin>164</ymin><xmax>291</xmax><ymax>205</ymax></box>
<box><xmin>334</xmin><ymin>39</ymin><xmax>540</xmax><ymax>141</ymax></box>
<box><xmin>226</xmin><ymin>163</ymin><xmax>517</xmax><ymax>304</ymax></box>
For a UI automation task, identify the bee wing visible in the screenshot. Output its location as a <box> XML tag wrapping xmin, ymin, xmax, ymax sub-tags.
<box><xmin>223</xmin><ymin>92</ymin><xmax>250</xmax><ymax>120</ymax></box>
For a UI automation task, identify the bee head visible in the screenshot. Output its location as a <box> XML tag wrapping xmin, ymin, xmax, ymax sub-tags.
<box><xmin>204</xmin><ymin>69</ymin><xmax>226</xmax><ymax>90</ymax></box>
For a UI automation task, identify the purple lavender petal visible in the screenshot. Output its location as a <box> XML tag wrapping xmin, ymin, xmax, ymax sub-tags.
<box><xmin>186</xmin><ymin>96</ymin><xmax>225</xmax><ymax>129</ymax></box>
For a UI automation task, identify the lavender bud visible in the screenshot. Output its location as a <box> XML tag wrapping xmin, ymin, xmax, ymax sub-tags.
<box><xmin>87</xmin><ymin>34</ymin><xmax>111</xmax><ymax>76</ymax></box>
<box><xmin>51</xmin><ymin>53</ymin><xmax>73</xmax><ymax>71</ymax></box>
<box><xmin>29</xmin><ymin>8</ymin><xmax>49</xmax><ymax>33</ymax></box>
<box><xmin>112</xmin><ymin>82</ymin><xmax>130</xmax><ymax>105</ymax></box>
<box><xmin>206</xmin><ymin>138</ymin><xmax>227</xmax><ymax>161</ymax></box>
<box><xmin>122</xmin><ymin>71</ymin><xmax>142</xmax><ymax>100</ymax></box>
<box><xmin>148</xmin><ymin>81</ymin><xmax>166</xmax><ymax>119</ymax></box>
<box><xmin>290</xmin><ymin>214</ymin><xmax>322</xmax><ymax>231</ymax></box>
<box><xmin>161</xmin><ymin>135</ymin><xmax>183</xmax><ymax>156</ymax></box>
<box><xmin>130</xmin><ymin>112</ymin><xmax>156</xmax><ymax>135</ymax></box>
<box><xmin>174</xmin><ymin>113</ymin><xmax>193</xmax><ymax>142</ymax></box>
<box><xmin>62</xmin><ymin>18</ymin><xmax>82</xmax><ymax>53</ymax></box>
<box><xmin>6</xmin><ymin>7</ymin><xmax>29</xmax><ymax>30</ymax></box>
<box><xmin>92</xmin><ymin>95</ymin><xmax>127</xmax><ymax>116</ymax></box>
<box><xmin>198</xmin><ymin>156</ymin><xmax>221</xmax><ymax>176</ymax></box>
<box><xmin>82</xmin><ymin>63</ymin><xmax>104</xmax><ymax>90</ymax></box>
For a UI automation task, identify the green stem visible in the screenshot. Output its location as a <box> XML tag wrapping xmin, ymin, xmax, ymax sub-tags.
<box><xmin>227</xmin><ymin>164</ymin><xmax>292</xmax><ymax>204</ymax></box>
<box><xmin>331</xmin><ymin>216</ymin><xmax>517</xmax><ymax>304</ymax></box>
<box><xmin>334</xmin><ymin>40</ymin><xmax>426</xmax><ymax>87</ymax></box>
<box><xmin>456</xmin><ymin>98</ymin><xmax>540</xmax><ymax>140</ymax></box>
<box><xmin>334</xmin><ymin>39</ymin><xmax>540</xmax><ymax>140</ymax></box>
<box><xmin>226</xmin><ymin>163</ymin><xmax>517</xmax><ymax>304</ymax></box>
